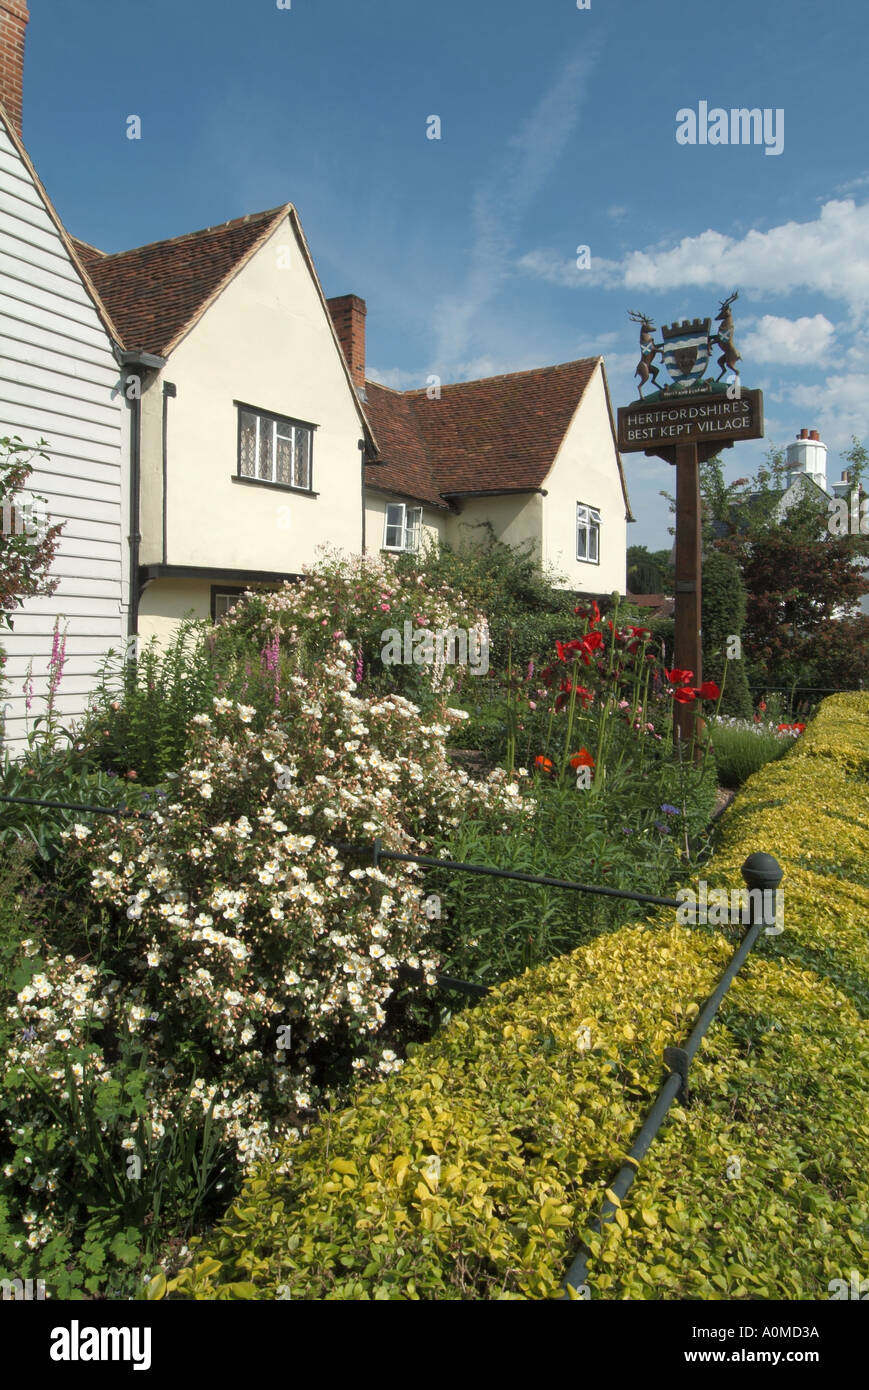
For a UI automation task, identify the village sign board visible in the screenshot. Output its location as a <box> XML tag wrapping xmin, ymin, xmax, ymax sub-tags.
<box><xmin>617</xmin><ymin>293</ymin><xmax>764</xmax><ymax>456</ymax></box>
<box><xmin>615</xmin><ymin>292</ymin><xmax>764</xmax><ymax>752</ymax></box>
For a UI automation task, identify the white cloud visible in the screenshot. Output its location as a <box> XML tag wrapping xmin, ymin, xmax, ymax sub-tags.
<box><xmin>787</xmin><ymin>374</ymin><xmax>869</xmax><ymax>450</ymax></box>
<box><xmin>741</xmin><ymin>314</ymin><xmax>836</xmax><ymax>365</ymax></box>
<box><xmin>606</xmin><ymin>205</ymin><xmax>628</xmax><ymax>222</ymax></box>
<box><xmin>431</xmin><ymin>43</ymin><xmax>602</xmax><ymax>368</ymax></box>
<box><xmin>365</xmin><ymin>364</ymin><xmax>426</xmax><ymax>391</ymax></box>
<box><xmin>519</xmin><ymin>197</ymin><xmax>869</xmax><ymax>317</ymax></box>
<box><xmin>516</xmin><ymin>247</ymin><xmax>622</xmax><ymax>289</ymax></box>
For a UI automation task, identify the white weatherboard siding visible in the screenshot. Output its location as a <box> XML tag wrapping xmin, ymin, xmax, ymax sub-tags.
<box><xmin>0</xmin><ymin>120</ymin><xmax>127</xmax><ymax>756</ymax></box>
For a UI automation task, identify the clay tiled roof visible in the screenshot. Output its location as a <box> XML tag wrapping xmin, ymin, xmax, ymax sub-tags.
<box><xmin>363</xmin><ymin>382</ymin><xmax>448</xmax><ymax>507</ymax></box>
<box><xmin>68</xmin><ymin>206</ymin><xmax>289</xmax><ymax>357</ymax></box>
<box><xmin>364</xmin><ymin>358</ymin><xmax>602</xmax><ymax>506</ymax></box>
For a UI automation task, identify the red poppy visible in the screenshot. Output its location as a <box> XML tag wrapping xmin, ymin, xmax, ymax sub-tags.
<box><xmin>629</xmin><ymin>626</ymin><xmax>651</xmax><ymax>638</ymax></box>
<box><xmin>555</xmin><ymin>681</ymin><xmax>593</xmax><ymax>712</ymax></box>
<box><xmin>666</xmin><ymin>668</ymin><xmax>694</xmax><ymax>685</ymax></box>
<box><xmin>555</xmin><ymin>639</ymin><xmax>585</xmax><ymax>661</ymax></box>
<box><xmin>672</xmin><ymin>687</ymin><xmax>698</xmax><ymax>704</ymax></box>
<box><xmin>534</xmin><ymin>755</ymin><xmax>555</xmax><ymax>774</ymax></box>
<box><xmin>758</xmin><ymin>700</ymin><xmax>767</xmax><ymax>712</ymax></box>
<box><xmin>569</xmin><ymin>748</ymin><xmax>595</xmax><ymax>768</ymax></box>
<box><xmin>583</xmin><ymin>631</ymin><xmax>605</xmax><ymax>654</ymax></box>
<box><xmin>696</xmin><ymin>681</ymin><xmax>720</xmax><ymax>700</ymax></box>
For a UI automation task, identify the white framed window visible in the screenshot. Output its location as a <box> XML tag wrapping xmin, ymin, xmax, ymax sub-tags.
<box><xmin>238</xmin><ymin>406</ymin><xmax>313</xmax><ymax>491</ymax></box>
<box><xmin>383</xmin><ymin>502</ymin><xmax>422</xmax><ymax>552</ymax></box>
<box><xmin>212</xmin><ymin>590</ymin><xmax>245</xmax><ymax>622</ymax></box>
<box><xmin>576</xmin><ymin>503</ymin><xmax>600</xmax><ymax>563</ymax></box>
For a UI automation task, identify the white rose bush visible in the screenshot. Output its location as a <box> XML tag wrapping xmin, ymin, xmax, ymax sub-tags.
<box><xmin>1</xmin><ymin>637</ymin><xmax>529</xmax><ymax>1286</ymax></box>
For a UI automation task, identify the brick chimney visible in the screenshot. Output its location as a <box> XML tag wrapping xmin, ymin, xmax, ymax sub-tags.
<box><xmin>0</xmin><ymin>0</ymin><xmax>28</xmax><ymax>138</ymax></box>
<box><xmin>327</xmin><ymin>294</ymin><xmax>367</xmax><ymax>400</ymax></box>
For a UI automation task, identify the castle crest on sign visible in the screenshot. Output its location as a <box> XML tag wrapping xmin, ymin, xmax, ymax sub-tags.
<box><xmin>630</xmin><ymin>292</ymin><xmax>743</xmax><ymax>401</ymax></box>
<box><xmin>661</xmin><ymin>318</ymin><xmax>711</xmax><ymax>390</ymax></box>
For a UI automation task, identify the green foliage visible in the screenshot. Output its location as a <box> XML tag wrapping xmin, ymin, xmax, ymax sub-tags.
<box><xmin>701</xmin><ymin>550</ymin><xmax>752</xmax><ymax>718</ymax></box>
<box><xmin>626</xmin><ymin>545</ymin><xmax>668</xmax><ymax>595</ymax></box>
<box><xmin>393</xmin><ymin>526</ymin><xmax>579</xmax><ymax>672</ymax></box>
<box><xmin>0</xmin><ymin>436</ymin><xmax>65</xmax><ymax>632</ymax></box>
<box><xmin>79</xmin><ymin>619</ymin><xmax>219</xmax><ymax>783</ymax></box>
<box><xmin>426</xmin><ymin>756</ymin><xmax>716</xmax><ymax>986</ymax></box>
<box><xmin>0</xmin><ymin>737</ymin><xmax>153</xmax><ymax>864</ymax></box>
<box><xmin>707</xmin><ymin>718</ymin><xmax>796</xmax><ymax>788</ymax></box>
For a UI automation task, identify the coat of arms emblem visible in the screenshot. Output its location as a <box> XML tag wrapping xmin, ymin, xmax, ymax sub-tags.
<box><xmin>629</xmin><ymin>292</ymin><xmax>742</xmax><ymax>398</ymax></box>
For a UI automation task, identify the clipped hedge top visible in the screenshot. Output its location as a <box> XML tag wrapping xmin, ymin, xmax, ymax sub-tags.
<box><xmin>164</xmin><ymin>694</ymin><xmax>869</xmax><ymax>1301</ymax></box>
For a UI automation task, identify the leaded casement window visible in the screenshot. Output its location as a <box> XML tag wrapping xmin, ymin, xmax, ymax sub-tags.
<box><xmin>238</xmin><ymin>407</ymin><xmax>313</xmax><ymax>491</ymax></box>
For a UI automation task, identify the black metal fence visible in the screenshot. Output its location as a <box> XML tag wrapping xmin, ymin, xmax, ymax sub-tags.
<box><xmin>747</xmin><ymin>684</ymin><xmax>863</xmax><ymax>718</ymax></box>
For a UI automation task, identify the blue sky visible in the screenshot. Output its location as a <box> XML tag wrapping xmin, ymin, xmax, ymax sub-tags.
<box><xmin>20</xmin><ymin>0</ymin><xmax>869</xmax><ymax>550</ymax></box>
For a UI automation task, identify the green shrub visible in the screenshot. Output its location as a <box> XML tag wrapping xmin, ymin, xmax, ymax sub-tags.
<box><xmin>701</xmin><ymin>550</ymin><xmax>752</xmax><ymax>719</ymax></box>
<box><xmin>79</xmin><ymin>619</ymin><xmax>218</xmax><ymax>784</ymax></box>
<box><xmin>426</xmin><ymin>756</ymin><xmax>717</xmax><ymax>986</ymax></box>
<box><xmin>707</xmin><ymin>717</ymin><xmax>796</xmax><ymax>788</ymax></box>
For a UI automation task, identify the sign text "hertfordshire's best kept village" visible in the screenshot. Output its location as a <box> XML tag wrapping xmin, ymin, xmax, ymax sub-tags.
<box><xmin>617</xmin><ymin>391</ymin><xmax>764</xmax><ymax>452</ymax></box>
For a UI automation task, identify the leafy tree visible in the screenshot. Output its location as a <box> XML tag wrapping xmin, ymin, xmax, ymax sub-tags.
<box><xmin>701</xmin><ymin>549</ymin><xmax>752</xmax><ymax>717</ymax></box>
<box><xmin>663</xmin><ymin>442</ymin><xmax>869</xmax><ymax>688</ymax></box>
<box><xmin>0</xmin><ymin>437</ymin><xmax>64</xmax><ymax>630</ymax></box>
<box><xmin>627</xmin><ymin>545</ymin><xmax>666</xmax><ymax>594</ymax></box>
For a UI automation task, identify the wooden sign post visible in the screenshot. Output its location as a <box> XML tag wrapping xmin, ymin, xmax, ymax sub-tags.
<box><xmin>618</xmin><ymin>301</ymin><xmax>764</xmax><ymax>752</ymax></box>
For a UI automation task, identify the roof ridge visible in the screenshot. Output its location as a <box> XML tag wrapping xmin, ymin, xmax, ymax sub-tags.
<box><xmin>70</xmin><ymin>235</ymin><xmax>106</xmax><ymax>257</ymax></box>
<box><xmin>364</xmin><ymin>378</ymin><xmax>407</xmax><ymax>396</ymax></box>
<box><xmin>401</xmin><ymin>356</ymin><xmax>601</xmax><ymax>395</ymax></box>
<box><xmin>90</xmin><ymin>204</ymin><xmax>291</xmax><ymax>261</ymax></box>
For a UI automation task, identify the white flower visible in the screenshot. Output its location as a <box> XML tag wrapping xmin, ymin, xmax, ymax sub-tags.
<box><xmin>72</xmin><ymin>823</ymin><xmax>91</xmax><ymax>840</ymax></box>
<box><xmin>191</xmin><ymin>713</ymin><xmax>211</xmax><ymax>726</ymax></box>
<box><xmin>237</xmin><ymin>704</ymin><xmax>256</xmax><ymax>723</ymax></box>
<box><xmin>199</xmin><ymin>784</ymin><xmax>214</xmax><ymax>799</ymax></box>
<box><xmin>146</xmin><ymin>951</ymin><xmax>161</xmax><ymax>968</ymax></box>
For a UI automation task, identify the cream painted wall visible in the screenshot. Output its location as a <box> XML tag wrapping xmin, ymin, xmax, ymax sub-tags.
<box><xmin>137</xmin><ymin>579</ymin><xmax>212</xmax><ymax>648</ymax></box>
<box><xmin>364</xmin><ymin>492</ymin><xmax>447</xmax><ymax>556</ymax></box>
<box><xmin>138</xmin><ymin>215</ymin><xmax>365</xmax><ymax>576</ymax></box>
<box><xmin>445</xmin><ymin>492</ymin><xmax>543</xmax><ymax>556</ymax></box>
<box><xmin>541</xmin><ymin>364</ymin><xmax>627</xmax><ymax>593</ymax></box>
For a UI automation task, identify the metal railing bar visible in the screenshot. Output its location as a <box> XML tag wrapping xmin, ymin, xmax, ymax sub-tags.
<box><xmin>560</xmin><ymin>850</ymin><xmax>784</xmax><ymax>1300</ymax></box>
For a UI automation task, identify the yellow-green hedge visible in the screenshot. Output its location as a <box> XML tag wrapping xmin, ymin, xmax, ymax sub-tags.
<box><xmin>159</xmin><ymin>695</ymin><xmax>869</xmax><ymax>1300</ymax></box>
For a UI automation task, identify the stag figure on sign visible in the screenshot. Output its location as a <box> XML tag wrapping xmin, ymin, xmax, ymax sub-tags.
<box><xmin>712</xmin><ymin>291</ymin><xmax>741</xmax><ymax>382</ymax></box>
<box><xmin>629</xmin><ymin>311</ymin><xmax>663</xmax><ymax>398</ymax></box>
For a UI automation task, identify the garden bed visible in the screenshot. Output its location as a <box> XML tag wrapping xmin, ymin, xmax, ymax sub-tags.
<box><xmin>163</xmin><ymin>693</ymin><xmax>869</xmax><ymax>1300</ymax></box>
